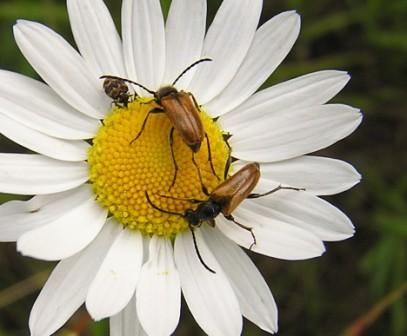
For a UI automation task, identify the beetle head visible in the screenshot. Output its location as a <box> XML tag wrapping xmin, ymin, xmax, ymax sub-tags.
<box><xmin>185</xmin><ymin>209</ymin><xmax>200</xmax><ymax>227</ymax></box>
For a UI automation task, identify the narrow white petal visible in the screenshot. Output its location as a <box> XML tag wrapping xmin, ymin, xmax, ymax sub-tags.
<box><xmin>136</xmin><ymin>236</ymin><xmax>180</xmax><ymax>336</ymax></box>
<box><xmin>0</xmin><ymin>113</ymin><xmax>89</xmax><ymax>162</ymax></box>
<box><xmin>174</xmin><ymin>230</ymin><xmax>242</xmax><ymax>336</ymax></box>
<box><xmin>221</xmin><ymin>70</ymin><xmax>351</xmax><ymax>133</ymax></box>
<box><xmin>17</xmin><ymin>187</ymin><xmax>107</xmax><ymax>260</ymax></box>
<box><xmin>201</xmin><ymin>225</ymin><xmax>278</xmax><ymax>333</ymax></box>
<box><xmin>247</xmin><ymin>156</ymin><xmax>361</xmax><ymax>195</ymax></box>
<box><xmin>122</xmin><ymin>0</ymin><xmax>165</xmax><ymax>91</ymax></box>
<box><xmin>0</xmin><ymin>199</ymin><xmax>31</xmax><ymax>217</ymax></box>
<box><xmin>0</xmin><ymin>194</ymin><xmax>57</xmax><ymax>217</ymax></box>
<box><xmin>29</xmin><ymin>220</ymin><xmax>119</xmax><ymax>336</ymax></box>
<box><xmin>240</xmin><ymin>189</ymin><xmax>355</xmax><ymax>241</ymax></box>
<box><xmin>0</xmin><ymin>154</ymin><xmax>88</xmax><ymax>195</ymax></box>
<box><xmin>163</xmin><ymin>0</ymin><xmax>206</xmax><ymax>88</ymax></box>
<box><xmin>0</xmin><ymin>195</ymin><xmax>51</xmax><ymax>241</ymax></box>
<box><xmin>188</xmin><ymin>0</ymin><xmax>262</xmax><ymax>103</ymax></box>
<box><xmin>86</xmin><ymin>227</ymin><xmax>143</xmax><ymax>320</ymax></box>
<box><xmin>110</xmin><ymin>295</ymin><xmax>147</xmax><ymax>336</ymax></box>
<box><xmin>217</xmin><ymin>210</ymin><xmax>325</xmax><ymax>260</ymax></box>
<box><xmin>206</xmin><ymin>11</ymin><xmax>300</xmax><ymax>117</ymax></box>
<box><xmin>13</xmin><ymin>21</ymin><xmax>109</xmax><ymax>118</ymax></box>
<box><xmin>230</xmin><ymin>104</ymin><xmax>362</xmax><ymax>162</ymax></box>
<box><xmin>0</xmin><ymin>186</ymin><xmax>92</xmax><ymax>242</ymax></box>
<box><xmin>0</xmin><ymin>70</ymin><xmax>99</xmax><ymax>140</ymax></box>
<box><xmin>67</xmin><ymin>0</ymin><xmax>126</xmax><ymax>76</ymax></box>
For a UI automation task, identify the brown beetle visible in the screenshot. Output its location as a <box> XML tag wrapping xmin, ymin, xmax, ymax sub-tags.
<box><xmin>101</xmin><ymin>58</ymin><xmax>219</xmax><ymax>191</ymax></box>
<box><xmin>145</xmin><ymin>162</ymin><xmax>304</xmax><ymax>273</ymax></box>
<box><xmin>102</xmin><ymin>77</ymin><xmax>133</xmax><ymax>107</ymax></box>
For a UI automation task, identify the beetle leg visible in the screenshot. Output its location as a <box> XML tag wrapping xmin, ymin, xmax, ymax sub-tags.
<box><xmin>187</xmin><ymin>92</ymin><xmax>201</xmax><ymax>110</ymax></box>
<box><xmin>192</xmin><ymin>152</ymin><xmax>209</xmax><ymax>196</ymax></box>
<box><xmin>223</xmin><ymin>156</ymin><xmax>232</xmax><ymax>181</ymax></box>
<box><xmin>222</xmin><ymin>135</ymin><xmax>232</xmax><ymax>180</ymax></box>
<box><xmin>168</xmin><ymin>127</ymin><xmax>179</xmax><ymax>191</ymax></box>
<box><xmin>248</xmin><ymin>185</ymin><xmax>306</xmax><ymax>199</ymax></box>
<box><xmin>224</xmin><ymin>214</ymin><xmax>257</xmax><ymax>250</ymax></box>
<box><xmin>189</xmin><ymin>226</ymin><xmax>216</xmax><ymax>274</ymax></box>
<box><xmin>122</xmin><ymin>92</ymin><xmax>133</xmax><ymax>107</ymax></box>
<box><xmin>130</xmin><ymin>107</ymin><xmax>164</xmax><ymax>144</ymax></box>
<box><xmin>205</xmin><ymin>133</ymin><xmax>220</xmax><ymax>181</ymax></box>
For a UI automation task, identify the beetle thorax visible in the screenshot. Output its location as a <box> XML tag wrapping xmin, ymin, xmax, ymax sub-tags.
<box><xmin>156</xmin><ymin>85</ymin><xmax>178</xmax><ymax>101</ymax></box>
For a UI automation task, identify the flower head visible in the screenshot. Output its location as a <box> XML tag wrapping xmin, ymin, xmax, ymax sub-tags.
<box><xmin>0</xmin><ymin>0</ymin><xmax>362</xmax><ymax>335</ymax></box>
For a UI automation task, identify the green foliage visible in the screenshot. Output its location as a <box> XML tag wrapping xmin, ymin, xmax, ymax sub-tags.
<box><xmin>361</xmin><ymin>178</ymin><xmax>407</xmax><ymax>335</ymax></box>
<box><xmin>89</xmin><ymin>320</ymin><xmax>108</xmax><ymax>336</ymax></box>
<box><xmin>160</xmin><ymin>0</ymin><xmax>171</xmax><ymax>19</ymax></box>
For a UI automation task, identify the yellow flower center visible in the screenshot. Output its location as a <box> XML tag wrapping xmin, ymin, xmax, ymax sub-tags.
<box><xmin>88</xmin><ymin>98</ymin><xmax>229</xmax><ymax>237</ymax></box>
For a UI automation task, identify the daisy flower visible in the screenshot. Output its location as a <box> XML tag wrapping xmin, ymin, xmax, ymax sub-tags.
<box><xmin>0</xmin><ymin>0</ymin><xmax>362</xmax><ymax>335</ymax></box>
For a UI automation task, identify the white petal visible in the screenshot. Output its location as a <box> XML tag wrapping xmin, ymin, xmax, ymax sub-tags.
<box><xmin>206</xmin><ymin>11</ymin><xmax>300</xmax><ymax>117</ymax></box>
<box><xmin>174</xmin><ymin>230</ymin><xmax>242</xmax><ymax>336</ymax></box>
<box><xmin>217</xmin><ymin>210</ymin><xmax>326</xmax><ymax>260</ymax></box>
<box><xmin>163</xmin><ymin>0</ymin><xmax>206</xmax><ymax>88</ymax></box>
<box><xmin>110</xmin><ymin>295</ymin><xmax>147</xmax><ymax>336</ymax></box>
<box><xmin>0</xmin><ymin>186</ymin><xmax>92</xmax><ymax>242</ymax></box>
<box><xmin>247</xmin><ymin>156</ymin><xmax>361</xmax><ymax>195</ymax></box>
<box><xmin>0</xmin><ymin>154</ymin><xmax>88</xmax><ymax>195</ymax></box>
<box><xmin>29</xmin><ymin>220</ymin><xmax>119</xmax><ymax>336</ymax></box>
<box><xmin>17</xmin><ymin>186</ymin><xmax>107</xmax><ymax>260</ymax></box>
<box><xmin>136</xmin><ymin>236</ymin><xmax>180</xmax><ymax>336</ymax></box>
<box><xmin>0</xmin><ymin>199</ymin><xmax>29</xmax><ymax>217</ymax></box>
<box><xmin>0</xmin><ymin>195</ymin><xmax>50</xmax><ymax>241</ymax></box>
<box><xmin>86</xmin><ymin>227</ymin><xmax>143</xmax><ymax>320</ymax></box>
<box><xmin>0</xmin><ymin>70</ymin><xmax>99</xmax><ymax>140</ymax></box>
<box><xmin>67</xmin><ymin>0</ymin><xmax>126</xmax><ymax>76</ymax></box>
<box><xmin>0</xmin><ymin>194</ymin><xmax>55</xmax><ymax>217</ymax></box>
<box><xmin>230</xmin><ymin>104</ymin><xmax>362</xmax><ymax>162</ymax></box>
<box><xmin>0</xmin><ymin>113</ymin><xmax>89</xmax><ymax>162</ymax></box>
<box><xmin>220</xmin><ymin>70</ymin><xmax>351</xmax><ymax>133</ymax></box>
<box><xmin>122</xmin><ymin>0</ymin><xmax>165</xmax><ymax>91</ymax></box>
<box><xmin>201</xmin><ymin>225</ymin><xmax>278</xmax><ymax>333</ymax></box>
<box><xmin>13</xmin><ymin>20</ymin><xmax>109</xmax><ymax>119</ymax></box>
<box><xmin>188</xmin><ymin>0</ymin><xmax>262</xmax><ymax>104</ymax></box>
<box><xmin>240</xmin><ymin>189</ymin><xmax>355</xmax><ymax>241</ymax></box>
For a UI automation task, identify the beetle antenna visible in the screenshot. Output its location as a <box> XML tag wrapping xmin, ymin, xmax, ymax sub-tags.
<box><xmin>157</xmin><ymin>194</ymin><xmax>205</xmax><ymax>204</ymax></box>
<box><xmin>144</xmin><ymin>191</ymin><xmax>184</xmax><ymax>216</ymax></box>
<box><xmin>189</xmin><ymin>226</ymin><xmax>216</xmax><ymax>274</ymax></box>
<box><xmin>100</xmin><ymin>75</ymin><xmax>156</xmax><ymax>95</ymax></box>
<box><xmin>172</xmin><ymin>58</ymin><xmax>212</xmax><ymax>86</ymax></box>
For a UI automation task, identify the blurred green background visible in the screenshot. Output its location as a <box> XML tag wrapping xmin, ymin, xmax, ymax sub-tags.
<box><xmin>0</xmin><ymin>0</ymin><xmax>406</xmax><ymax>335</ymax></box>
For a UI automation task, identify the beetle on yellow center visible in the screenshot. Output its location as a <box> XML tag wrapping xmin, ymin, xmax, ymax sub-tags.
<box><xmin>100</xmin><ymin>58</ymin><xmax>219</xmax><ymax>191</ymax></box>
<box><xmin>146</xmin><ymin>162</ymin><xmax>305</xmax><ymax>273</ymax></box>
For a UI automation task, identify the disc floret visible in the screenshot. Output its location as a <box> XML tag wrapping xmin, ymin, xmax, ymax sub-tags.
<box><xmin>88</xmin><ymin>99</ymin><xmax>229</xmax><ymax>237</ymax></box>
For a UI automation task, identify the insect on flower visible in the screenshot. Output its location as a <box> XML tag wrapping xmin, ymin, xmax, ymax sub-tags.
<box><xmin>102</xmin><ymin>76</ymin><xmax>134</xmax><ymax>107</ymax></box>
<box><xmin>100</xmin><ymin>58</ymin><xmax>219</xmax><ymax>191</ymax></box>
<box><xmin>145</xmin><ymin>162</ymin><xmax>305</xmax><ymax>273</ymax></box>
